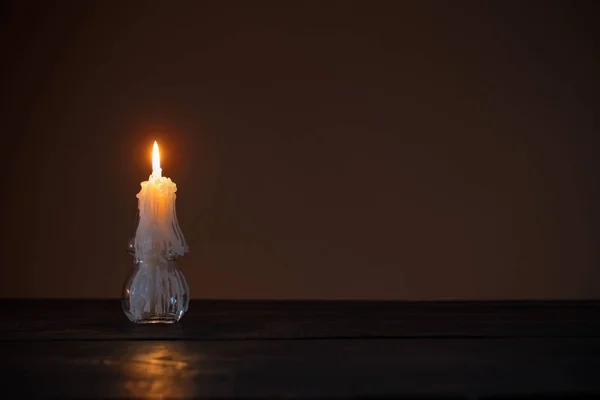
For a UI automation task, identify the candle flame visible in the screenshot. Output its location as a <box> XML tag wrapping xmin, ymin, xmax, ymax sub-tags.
<box><xmin>152</xmin><ymin>141</ymin><xmax>160</xmax><ymax>171</ymax></box>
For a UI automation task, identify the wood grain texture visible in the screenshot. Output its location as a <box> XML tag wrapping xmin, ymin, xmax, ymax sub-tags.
<box><xmin>1</xmin><ymin>300</ymin><xmax>599</xmax><ymax>399</ymax></box>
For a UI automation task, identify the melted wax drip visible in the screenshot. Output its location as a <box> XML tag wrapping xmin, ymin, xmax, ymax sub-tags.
<box><xmin>127</xmin><ymin>263</ymin><xmax>188</xmax><ymax>319</ymax></box>
<box><xmin>128</xmin><ymin>174</ymin><xmax>189</xmax><ymax>321</ymax></box>
<box><xmin>134</xmin><ymin>174</ymin><xmax>188</xmax><ymax>262</ymax></box>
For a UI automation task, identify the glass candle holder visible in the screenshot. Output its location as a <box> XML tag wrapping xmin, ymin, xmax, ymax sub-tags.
<box><xmin>122</xmin><ymin>214</ymin><xmax>190</xmax><ymax>324</ymax></box>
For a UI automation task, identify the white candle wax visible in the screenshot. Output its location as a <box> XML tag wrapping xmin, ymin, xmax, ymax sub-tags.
<box><xmin>128</xmin><ymin>141</ymin><xmax>188</xmax><ymax>319</ymax></box>
<box><xmin>134</xmin><ymin>141</ymin><xmax>188</xmax><ymax>262</ymax></box>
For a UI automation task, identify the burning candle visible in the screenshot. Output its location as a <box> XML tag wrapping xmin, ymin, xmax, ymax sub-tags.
<box><xmin>122</xmin><ymin>141</ymin><xmax>190</xmax><ymax>324</ymax></box>
<box><xmin>134</xmin><ymin>141</ymin><xmax>188</xmax><ymax>261</ymax></box>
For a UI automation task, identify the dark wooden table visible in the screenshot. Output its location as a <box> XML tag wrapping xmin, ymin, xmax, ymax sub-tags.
<box><xmin>1</xmin><ymin>300</ymin><xmax>599</xmax><ymax>399</ymax></box>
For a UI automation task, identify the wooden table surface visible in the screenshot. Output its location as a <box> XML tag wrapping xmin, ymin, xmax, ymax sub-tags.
<box><xmin>1</xmin><ymin>299</ymin><xmax>599</xmax><ymax>399</ymax></box>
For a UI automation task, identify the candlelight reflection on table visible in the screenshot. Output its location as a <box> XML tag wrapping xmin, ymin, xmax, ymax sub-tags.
<box><xmin>121</xmin><ymin>342</ymin><xmax>196</xmax><ymax>399</ymax></box>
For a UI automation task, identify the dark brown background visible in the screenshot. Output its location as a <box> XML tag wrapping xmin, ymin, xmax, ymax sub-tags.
<box><xmin>1</xmin><ymin>1</ymin><xmax>598</xmax><ymax>299</ymax></box>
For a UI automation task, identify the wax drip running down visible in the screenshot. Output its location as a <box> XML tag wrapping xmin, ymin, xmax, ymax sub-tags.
<box><xmin>126</xmin><ymin>163</ymin><xmax>189</xmax><ymax>321</ymax></box>
<box><xmin>134</xmin><ymin>174</ymin><xmax>188</xmax><ymax>262</ymax></box>
<box><xmin>127</xmin><ymin>261</ymin><xmax>189</xmax><ymax>320</ymax></box>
